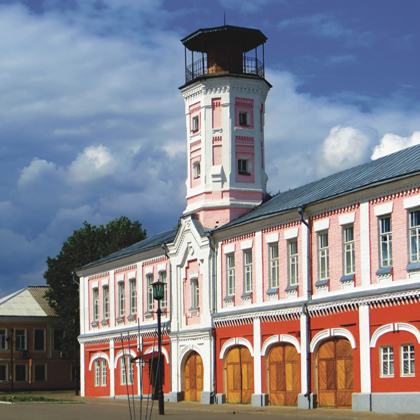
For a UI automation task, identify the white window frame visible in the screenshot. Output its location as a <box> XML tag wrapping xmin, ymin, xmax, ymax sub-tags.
<box><xmin>129</xmin><ymin>279</ymin><xmax>137</xmax><ymax>315</ymax></box>
<box><xmin>159</xmin><ymin>271</ymin><xmax>167</xmax><ymax>310</ymax></box>
<box><xmin>95</xmin><ymin>358</ymin><xmax>107</xmax><ymax>386</ymax></box>
<box><xmin>103</xmin><ymin>286</ymin><xmax>110</xmax><ymax>320</ymax></box>
<box><xmin>288</xmin><ymin>239</ymin><xmax>298</xmax><ymax>286</ymax></box>
<box><xmin>191</xmin><ymin>115</ymin><xmax>199</xmax><ymax>132</ymax></box>
<box><xmin>243</xmin><ymin>250</ymin><xmax>253</xmax><ymax>293</ymax></box>
<box><xmin>190</xmin><ymin>278</ymin><xmax>199</xmax><ymax>310</ymax></box>
<box><xmin>118</xmin><ymin>282</ymin><xmax>125</xmax><ymax>318</ymax></box>
<box><xmin>192</xmin><ymin>161</ymin><xmax>200</xmax><ymax>179</ymax></box>
<box><xmin>15</xmin><ymin>329</ymin><xmax>26</xmax><ymax>351</ymax></box>
<box><xmin>269</xmin><ymin>243</ymin><xmax>279</xmax><ymax>288</ymax></box>
<box><xmin>380</xmin><ymin>345</ymin><xmax>394</xmax><ymax>377</ymax></box>
<box><xmin>401</xmin><ymin>344</ymin><xmax>415</xmax><ymax>376</ymax></box>
<box><xmin>379</xmin><ymin>216</ymin><xmax>392</xmax><ymax>267</ymax></box>
<box><xmin>101</xmin><ymin>358</ymin><xmax>107</xmax><ymax>386</ymax></box>
<box><xmin>238</xmin><ymin>158</ymin><xmax>250</xmax><ymax>175</ymax></box>
<box><xmin>34</xmin><ymin>363</ymin><xmax>47</xmax><ymax>382</ymax></box>
<box><xmin>33</xmin><ymin>328</ymin><xmax>45</xmax><ymax>351</ymax></box>
<box><xmin>227</xmin><ymin>254</ymin><xmax>235</xmax><ymax>296</ymax></box>
<box><xmin>147</xmin><ymin>274</ymin><xmax>154</xmax><ymax>312</ymax></box>
<box><xmin>409</xmin><ymin>210</ymin><xmax>420</xmax><ymax>263</ymax></box>
<box><xmin>0</xmin><ymin>328</ymin><xmax>7</xmax><ymax>350</ymax></box>
<box><xmin>343</xmin><ymin>225</ymin><xmax>355</xmax><ymax>275</ymax></box>
<box><xmin>93</xmin><ymin>288</ymin><xmax>99</xmax><ymax>321</ymax></box>
<box><xmin>318</xmin><ymin>231</ymin><xmax>329</xmax><ymax>280</ymax></box>
<box><xmin>120</xmin><ymin>356</ymin><xmax>133</xmax><ymax>385</ymax></box>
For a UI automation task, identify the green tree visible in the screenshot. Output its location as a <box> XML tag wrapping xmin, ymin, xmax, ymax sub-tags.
<box><xmin>44</xmin><ymin>216</ymin><xmax>146</xmax><ymax>354</ymax></box>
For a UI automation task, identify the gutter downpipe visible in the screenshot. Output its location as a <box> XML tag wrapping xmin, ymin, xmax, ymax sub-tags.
<box><xmin>298</xmin><ymin>206</ymin><xmax>312</xmax><ymax>409</ymax></box>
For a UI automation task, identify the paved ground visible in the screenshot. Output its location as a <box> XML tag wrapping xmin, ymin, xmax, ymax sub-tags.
<box><xmin>0</xmin><ymin>391</ymin><xmax>419</xmax><ymax>420</ymax></box>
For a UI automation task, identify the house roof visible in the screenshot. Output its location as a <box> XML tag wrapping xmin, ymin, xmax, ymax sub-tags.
<box><xmin>217</xmin><ymin>143</ymin><xmax>420</xmax><ymax>230</ymax></box>
<box><xmin>0</xmin><ymin>286</ymin><xmax>56</xmax><ymax>317</ymax></box>
<box><xmin>76</xmin><ymin>228</ymin><xmax>178</xmax><ymax>272</ymax></box>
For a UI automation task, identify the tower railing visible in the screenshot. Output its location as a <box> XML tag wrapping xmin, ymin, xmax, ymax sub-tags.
<box><xmin>185</xmin><ymin>56</ymin><xmax>264</xmax><ymax>83</ymax></box>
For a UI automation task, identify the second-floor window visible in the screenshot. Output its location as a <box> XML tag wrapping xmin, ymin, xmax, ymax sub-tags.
<box><xmin>380</xmin><ymin>216</ymin><xmax>392</xmax><ymax>267</ymax></box>
<box><xmin>343</xmin><ymin>225</ymin><xmax>355</xmax><ymax>275</ymax></box>
<box><xmin>227</xmin><ymin>254</ymin><xmax>235</xmax><ymax>296</ymax></box>
<box><xmin>288</xmin><ymin>240</ymin><xmax>298</xmax><ymax>285</ymax></box>
<box><xmin>34</xmin><ymin>329</ymin><xmax>45</xmax><ymax>351</ymax></box>
<box><xmin>269</xmin><ymin>244</ymin><xmax>279</xmax><ymax>288</ymax></box>
<box><xmin>243</xmin><ymin>250</ymin><xmax>252</xmax><ymax>293</ymax></box>
<box><xmin>129</xmin><ymin>279</ymin><xmax>137</xmax><ymax>315</ymax></box>
<box><xmin>93</xmin><ymin>288</ymin><xmax>99</xmax><ymax>321</ymax></box>
<box><xmin>159</xmin><ymin>271</ymin><xmax>167</xmax><ymax>310</ymax></box>
<box><xmin>238</xmin><ymin>158</ymin><xmax>250</xmax><ymax>175</ymax></box>
<box><xmin>191</xmin><ymin>278</ymin><xmax>199</xmax><ymax>310</ymax></box>
<box><xmin>103</xmin><ymin>286</ymin><xmax>110</xmax><ymax>319</ymax></box>
<box><xmin>193</xmin><ymin>161</ymin><xmax>200</xmax><ymax>179</ymax></box>
<box><xmin>191</xmin><ymin>115</ymin><xmax>199</xmax><ymax>132</ymax></box>
<box><xmin>0</xmin><ymin>329</ymin><xmax>6</xmax><ymax>350</ymax></box>
<box><xmin>318</xmin><ymin>232</ymin><xmax>329</xmax><ymax>280</ymax></box>
<box><xmin>118</xmin><ymin>282</ymin><xmax>125</xmax><ymax>318</ymax></box>
<box><xmin>409</xmin><ymin>210</ymin><xmax>420</xmax><ymax>263</ymax></box>
<box><xmin>15</xmin><ymin>329</ymin><xmax>26</xmax><ymax>351</ymax></box>
<box><xmin>147</xmin><ymin>274</ymin><xmax>154</xmax><ymax>312</ymax></box>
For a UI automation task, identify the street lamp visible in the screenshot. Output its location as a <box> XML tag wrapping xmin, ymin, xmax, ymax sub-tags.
<box><xmin>152</xmin><ymin>280</ymin><xmax>165</xmax><ymax>415</ymax></box>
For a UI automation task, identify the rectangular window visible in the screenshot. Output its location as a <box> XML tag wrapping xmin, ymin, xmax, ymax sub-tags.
<box><xmin>269</xmin><ymin>244</ymin><xmax>279</xmax><ymax>288</ymax></box>
<box><xmin>380</xmin><ymin>346</ymin><xmax>394</xmax><ymax>377</ymax></box>
<box><xmin>0</xmin><ymin>329</ymin><xmax>7</xmax><ymax>350</ymax></box>
<box><xmin>94</xmin><ymin>359</ymin><xmax>100</xmax><ymax>387</ymax></box>
<box><xmin>159</xmin><ymin>271</ymin><xmax>167</xmax><ymax>310</ymax></box>
<box><xmin>0</xmin><ymin>365</ymin><xmax>6</xmax><ymax>381</ymax></box>
<box><xmin>34</xmin><ymin>364</ymin><xmax>46</xmax><ymax>381</ymax></box>
<box><xmin>288</xmin><ymin>240</ymin><xmax>298</xmax><ymax>285</ymax></box>
<box><xmin>380</xmin><ymin>216</ymin><xmax>392</xmax><ymax>267</ymax></box>
<box><xmin>239</xmin><ymin>111</ymin><xmax>249</xmax><ymax>126</ymax></box>
<box><xmin>147</xmin><ymin>274</ymin><xmax>154</xmax><ymax>312</ymax></box>
<box><xmin>53</xmin><ymin>330</ymin><xmax>64</xmax><ymax>351</ymax></box>
<box><xmin>93</xmin><ymin>288</ymin><xmax>99</xmax><ymax>321</ymax></box>
<box><xmin>343</xmin><ymin>225</ymin><xmax>355</xmax><ymax>275</ymax></box>
<box><xmin>15</xmin><ymin>364</ymin><xmax>27</xmax><ymax>381</ymax></box>
<box><xmin>34</xmin><ymin>329</ymin><xmax>45</xmax><ymax>351</ymax></box>
<box><xmin>15</xmin><ymin>329</ymin><xmax>26</xmax><ymax>351</ymax></box>
<box><xmin>118</xmin><ymin>282</ymin><xmax>125</xmax><ymax>317</ymax></box>
<box><xmin>401</xmin><ymin>344</ymin><xmax>415</xmax><ymax>376</ymax></box>
<box><xmin>409</xmin><ymin>210</ymin><xmax>420</xmax><ymax>263</ymax></box>
<box><xmin>227</xmin><ymin>254</ymin><xmax>235</xmax><ymax>296</ymax></box>
<box><xmin>238</xmin><ymin>158</ymin><xmax>250</xmax><ymax>175</ymax></box>
<box><xmin>193</xmin><ymin>161</ymin><xmax>201</xmax><ymax>179</ymax></box>
<box><xmin>243</xmin><ymin>250</ymin><xmax>253</xmax><ymax>293</ymax></box>
<box><xmin>120</xmin><ymin>356</ymin><xmax>133</xmax><ymax>385</ymax></box>
<box><xmin>129</xmin><ymin>279</ymin><xmax>137</xmax><ymax>315</ymax></box>
<box><xmin>318</xmin><ymin>232</ymin><xmax>329</xmax><ymax>280</ymax></box>
<box><xmin>103</xmin><ymin>286</ymin><xmax>110</xmax><ymax>319</ymax></box>
<box><xmin>191</xmin><ymin>115</ymin><xmax>199</xmax><ymax>132</ymax></box>
<box><xmin>191</xmin><ymin>278</ymin><xmax>199</xmax><ymax>309</ymax></box>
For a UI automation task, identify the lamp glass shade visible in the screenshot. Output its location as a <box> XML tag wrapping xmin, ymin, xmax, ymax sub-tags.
<box><xmin>152</xmin><ymin>281</ymin><xmax>165</xmax><ymax>301</ymax></box>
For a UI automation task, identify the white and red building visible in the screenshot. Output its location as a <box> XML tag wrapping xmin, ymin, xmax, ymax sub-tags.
<box><xmin>77</xmin><ymin>25</ymin><xmax>420</xmax><ymax>414</ymax></box>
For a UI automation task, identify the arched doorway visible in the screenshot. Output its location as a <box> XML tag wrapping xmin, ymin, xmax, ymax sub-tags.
<box><xmin>184</xmin><ymin>351</ymin><xmax>203</xmax><ymax>401</ymax></box>
<box><xmin>317</xmin><ymin>338</ymin><xmax>353</xmax><ymax>408</ymax></box>
<box><xmin>225</xmin><ymin>346</ymin><xmax>253</xmax><ymax>404</ymax></box>
<box><xmin>267</xmin><ymin>343</ymin><xmax>299</xmax><ymax>406</ymax></box>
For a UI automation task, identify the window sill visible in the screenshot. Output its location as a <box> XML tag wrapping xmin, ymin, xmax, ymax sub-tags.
<box><xmin>127</xmin><ymin>315</ymin><xmax>136</xmax><ymax>323</ymax></box>
<box><xmin>116</xmin><ymin>317</ymin><xmax>125</xmax><ymax>325</ymax></box>
<box><xmin>285</xmin><ymin>284</ymin><xmax>298</xmax><ymax>292</ymax></box>
<box><xmin>406</xmin><ymin>262</ymin><xmax>420</xmax><ymax>271</ymax></box>
<box><xmin>266</xmin><ymin>287</ymin><xmax>279</xmax><ymax>295</ymax></box>
<box><xmin>340</xmin><ymin>274</ymin><xmax>355</xmax><ymax>282</ymax></box>
<box><xmin>315</xmin><ymin>279</ymin><xmax>329</xmax><ymax>287</ymax></box>
<box><xmin>90</xmin><ymin>321</ymin><xmax>99</xmax><ymax>329</ymax></box>
<box><xmin>101</xmin><ymin>319</ymin><xmax>109</xmax><ymax>327</ymax></box>
<box><xmin>241</xmin><ymin>292</ymin><xmax>252</xmax><ymax>298</ymax></box>
<box><xmin>224</xmin><ymin>295</ymin><xmax>235</xmax><ymax>301</ymax></box>
<box><xmin>376</xmin><ymin>266</ymin><xmax>393</xmax><ymax>275</ymax></box>
<box><xmin>144</xmin><ymin>312</ymin><xmax>153</xmax><ymax>319</ymax></box>
<box><xmin>188</xmin><ymin>307</ymin><xmax>199</xmax><ymax>316</ymax></box>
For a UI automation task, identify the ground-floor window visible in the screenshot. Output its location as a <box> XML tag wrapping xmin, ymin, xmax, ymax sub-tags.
<box><xmin>401</xmin><ymin>344</ymin><xmax>415</xmax><ymax>376</ymax></box>
<box><xmin>15</xmin><ymin>364</ymin><xmax>27</xmax><ymax>381</ymax></box>
<box><xmin>0</xmin><ymin>365</ymin><xmax>7</xmax><ymax>381</ymax></box>
<box><xmin>34</xmin><ymin>364</ymin><xmax>46</xmax><ymax>381</ymax></box>
<box><xmin>94</xmin><ymin>358</ymin><xmax>107</xmax><ymax>386</ymax></box>
<box><xmin>380</xmin><ymin>346</ymin><xmax>394</xmax><ymax>377</ymax></box>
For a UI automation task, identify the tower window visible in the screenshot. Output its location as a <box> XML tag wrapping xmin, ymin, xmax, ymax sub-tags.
<box><xmin>238</xmin><ymin>159</ymin><xmax>250</xmax><ymax>175</ymax></box>
<box><xmin>191</xmin><ymin>115</ymin><xmax>199</xmax><ymax>132</ymax></box>
<box><xmin>239</xmin><ymin>111</ymin><xmax>249</xmax><ymax>127</ymax></box>
<box><xmin>193</xmin><ymin>161</ymin><xmax>201</xmax><ymax>179</ymax></box>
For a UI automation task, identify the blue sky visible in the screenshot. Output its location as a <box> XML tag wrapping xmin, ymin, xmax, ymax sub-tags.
<box><xmin>1</xmin><ymin>0</ymin><xmax>419</xmax><ymax>296</ymax></box>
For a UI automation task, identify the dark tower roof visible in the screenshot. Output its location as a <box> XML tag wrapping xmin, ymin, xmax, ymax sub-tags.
<box><xmin>181</xmin><ymin>25</ymin><xmax>267</xmax><ymax>53</ymax></box>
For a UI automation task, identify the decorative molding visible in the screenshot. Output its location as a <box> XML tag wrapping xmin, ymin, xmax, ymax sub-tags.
<box><xmin>284</xmin><ymin>227</ymin><xmax>299</xmax><ymax>240</ymax></box>
<box><xmin>310</xmin><ymin>328</ymin><xmax>356</xmax><ymax>352</ymax></box>
<box><xmin>223</xmin><ymin>232</ymin><xmax>255</xmax><ymax>245</ymax></box>
<box><xmin>143</xmin><ymin>345</ymin><xmax>170</xmax><ymax>364</ymax></box>
<box><xmin>261</xmin><ymin>334</ymin><xmax>301</xmax><ymax>356</ymax></box>
<box><xmin>314</xmin><ymin>219</ymin><xmax>330</xmax><ymax>232</ymax></box>
<box><xmin>115</xmin><ymin>264</ymin><xmax>137</xmax><ymax>274</ymax></box>
<box><xmin>339</xmin><ymin>212</ymin><xmax>355</xmax><ymax>225</ymax></box>
<box><xmin>374</xmin><ymin>202</ymin><xmax>394</xmax><ymax>216</ymax></box>
<box><xmin>219</xmin><ymin>337</ymin><xmax>254</xmax><ymax>359</ymax></box>
<box><xmin>265</xmin><ymin>232</ymin><xmax>279</xmax><ymax>243</ymax></box>
<box><xmin>404</xmin><ymin>194</ymin><xmax>420</xmax><ymax>209</ymax></box>
<box><xmin>240</xmin><ymin>239</ymin><xmax>253</xmax><ymax>250</ymax></box>
<box><xmin>88</xmin><ymin>272</ymin><xmax>110</xmax><ymax>281</ymax></box>
<box><xmin>88</xmin><ymin>352</ymin><xmax>110</xmax><ymax>370</ymax></box>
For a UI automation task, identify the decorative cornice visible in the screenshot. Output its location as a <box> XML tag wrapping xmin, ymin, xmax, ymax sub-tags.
<box><xmin>370</xmin><ymin>186</ymin><xmax>420</xmax><ymax>205</ymax></box>
<box><xmin>311</xmin><ymin>203</ymin><xmax>360</xmax><ymax>221</ymax></box>
<box><xmin>115</xmin><ymin>264</ymin><xmax>137</xmax><ymax>274</ymax></box>
<box><xmin>88</xmin><ymin>272</ymin><xmax>109</xmax><ymax>281</ymax></box>
<box><xmin>222</xmin><ymin>231</ymin><xmax>255</xmax><ymax>245</ymax></box>
<box><xmin>262</xmin><ymin>220</ymin><xmax>300</xmax><ymax>234</ymax></box>
<box><xmin>143</xmin><ymin>256</ymin><xmax>168</xmax><ymax>268</ymax></box>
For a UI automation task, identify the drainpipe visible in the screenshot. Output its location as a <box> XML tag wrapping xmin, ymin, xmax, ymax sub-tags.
<box><xmin>298</xmin><ymin>207</ymin><xmax>312</xmax><ymax>409</ymax></box>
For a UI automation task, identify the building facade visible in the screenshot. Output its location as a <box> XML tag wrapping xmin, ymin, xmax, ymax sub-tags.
<box><xmin>0</xmin><ymin>286</ymin><xmax>75</xmax><ymax>391</ymax></box>
<box><xmin>77</xmin><ymin>25</ymin><xmax>420</xmax><ymax>414</ymax></box>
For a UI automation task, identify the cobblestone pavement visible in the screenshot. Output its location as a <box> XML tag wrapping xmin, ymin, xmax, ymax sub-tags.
<box><xmin>0</xmin><ymin>392</ymin><xmax>419</xmax><ymax>420</ymax></box>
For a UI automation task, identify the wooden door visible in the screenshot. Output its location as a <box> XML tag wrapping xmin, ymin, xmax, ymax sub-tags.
<box><xmin>226</xmin><ymin>346</ymin><xmax>253</xmax><ymax>404</ymax></box>
<box><xmin>268</xmin><ymin>343</ymin><xmax>300</xmax><ymax>406</ymax></box>
<box><xmin>184</xmin><ymin>352</ymin><xmax>203</xmax><ymax>401</ymax></box>
<box><xmin>317</xmin><ymin>338</ymin><xmax>353</xmax><ymax>408</ymax></box>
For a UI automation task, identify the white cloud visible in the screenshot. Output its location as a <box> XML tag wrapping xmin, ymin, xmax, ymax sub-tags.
<box><xmin>18</xmin><ymin>158</ymin><xmax>59</xmax><ymax>188</ymax></box>
<box><xmin>371</xmin><ymin>132</ymin><xmax>420</xmax><ymax>160</ymax></box>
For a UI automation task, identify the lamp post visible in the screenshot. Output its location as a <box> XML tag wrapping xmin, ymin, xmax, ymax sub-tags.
<box><xmin>152</xmin><ymin>280</ymin><xmax>165</xmax><ymax>415</ymax></box>
<box><xmin>6</xmin><ymin>328</ymin><xmax>14</xmax><ymax>393</ymax></box>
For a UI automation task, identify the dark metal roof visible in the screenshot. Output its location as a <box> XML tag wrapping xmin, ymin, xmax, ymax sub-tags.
<box><xmin>181</xmin><ymin>25</ymin><xmax>267</xmax><ymax>53</ymax></box>
<box><xmin>77</xmin><ymin>229</ymin><xmax>178</xmax><ymax>272</ymax></box>
<box><xmin>218</xmin><ymin>143</ymin><xmax>420</xmax><ymax>230</ymax></box>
